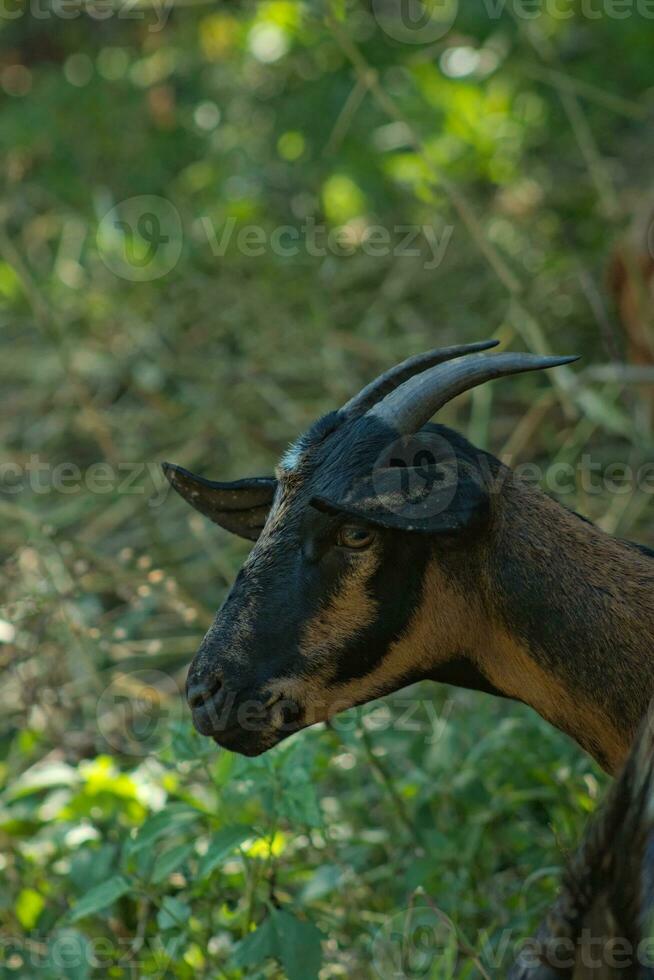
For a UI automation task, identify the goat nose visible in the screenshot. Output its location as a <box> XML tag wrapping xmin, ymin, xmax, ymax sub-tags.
<box><xmin>186</xmin><ymin>672</ymin><xmax>223</xmax><ymax>709</ymax></box>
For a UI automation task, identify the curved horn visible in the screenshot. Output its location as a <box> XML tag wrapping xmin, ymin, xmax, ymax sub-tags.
<box><xmin>340</xmin><ymin>339</ymin><xmax>499</xmax><ymax>417</ymax></box>
<box><xmin>369</xmin><ymin>352</ymin><xmax>579</xmax><ymax>434</ymax></box>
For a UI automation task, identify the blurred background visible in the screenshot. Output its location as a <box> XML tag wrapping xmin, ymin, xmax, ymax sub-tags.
<box><xmin>1</xmin><ymin>1</ymin><xmax>653</xmax><ymax>977</ymax></box>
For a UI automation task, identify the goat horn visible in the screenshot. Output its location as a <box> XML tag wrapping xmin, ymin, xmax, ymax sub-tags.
<box><xmin>340</xmin><ymin>339</ymin><xmax>500</xmax><ymax>417</ymax></box>
<box><xmin>368</xmin><ymin>352</ymin><xmax>579</xmax><ymax>434</ymax></box>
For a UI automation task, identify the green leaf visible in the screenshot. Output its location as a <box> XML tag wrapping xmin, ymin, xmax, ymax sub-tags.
<box><xmin>232</xmin><ymin>917</ymin><xmax>277</xmax><ymax>970</ymax></box>
<box><xmin>274</xmin><ymin>910</ymin><xmax>323</xmax><ymax>980</ymax></box>
<box><xmin>69</xmin><ymin>875</ymin><xmax>131</xmax><ymax>922</ymax></box>
<box><xmin>211</xmin><ymin>749</ymin><xmax>236</xmax><ymax>788</ymax></box>
<box><xmin>575</xmin><ymin>388</ymin><xmax>632</xmax><ymax>437</ymax></box>
<box><xmin>277</xmin><ymin>742</ymin><xmax>322</xmax><ymax>827</ymax></box>
<box><xmin>157</xmin><ymin>896</ymin><xmax>191</xmax><ymax>931</ymax></box>
<box><xmin>150</xmin><ymin>842</ymin><xmax>195</xmax><ymax>884</ymax></box>
<box><xmin>6</xmin><ymin>761</ymin><xmax>79</xmax><ymax>800</ymax></box>
<box><xmin>278</xmin><ymin>771</ymin><xmax>322</xmax><ymax>827</ymax></box>
<box><xmin>198</xmin><ymin>825</ymin><xmax>250</xmax><ymax>879</ymax></box>
<box><xmin>127</xmin><ymin>804</ymin><xmax>199</xmax><ymax>854</ymax></box>
<box><xmin>151</xmin><ymin>933</ymin><xmax>186</xmax><ymax>974</ymax></box>
<box><xmin>232</xmin><ymin>910</ymin><xmax>323</xmax><ymax>980</ymax></box>
<box><xmin>70</xmin><ymin>844</ymin><xmax>118</xmax><ymax>895</ymax></box>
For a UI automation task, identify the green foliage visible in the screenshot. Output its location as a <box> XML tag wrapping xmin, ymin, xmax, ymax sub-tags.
<box><xmin>69</xmin><ymin>877</ymin><xmax>132</xmax><ymax>923</ymax></box>
<box><xmin>235</xmin><ymin>909</ymin><xmax>323</xmax><ymax>980</ymax></box>
<box><xmin>0</xmin><ymin>0</ymin><xmax>652</xmax><ymax>977</ymax></box>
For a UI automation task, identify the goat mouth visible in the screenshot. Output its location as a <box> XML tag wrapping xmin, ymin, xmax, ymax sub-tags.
<box><xmin>211</xmin><ymin>729</ymin><xmax>275</xmax><ymax>756</ymax></box>
<box><xmin>189</xmin><ymin>688</ymin><xmax>281</xmax><ymax>736</ymax></box>
<box><xmin>199</xmin><ymin>696</ymin><xmax>305</xmax><ymax>756</ymax></box>
<box><xmin>209</xmin><ymin>721</ymin><xmax>295</xmax><ymax>756</ymax></box>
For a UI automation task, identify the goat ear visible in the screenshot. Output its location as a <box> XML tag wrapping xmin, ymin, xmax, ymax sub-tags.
<box><xmin>311</xmin><ymin>457</ymin><xmax>489</xmax><ymax>534</ymax></box>
<box><xmin>162</xmin><ymin>462</ymin><xmax>276</xmax><ymax>541</ymax></box>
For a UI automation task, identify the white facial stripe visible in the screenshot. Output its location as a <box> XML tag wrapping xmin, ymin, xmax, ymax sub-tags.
<box><xmin>280</xmin><ymin>440</ymin><xmax>303</xmax><ymax>472</ymax></box>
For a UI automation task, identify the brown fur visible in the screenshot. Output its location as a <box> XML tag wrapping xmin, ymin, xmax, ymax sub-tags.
<box><xmin>481</xmin><ymin>632</ymin><xmax>626</xmax><ymax>774</ymax></box>
<box><xmin>299</xmin><ymin>550</ymin><xmax>380</xmax><ymax>662</ymax></box>
<box><xmin>482</xmin><ymin>475</ymin><xmax>654</xmax><ymax>772</ymax></box>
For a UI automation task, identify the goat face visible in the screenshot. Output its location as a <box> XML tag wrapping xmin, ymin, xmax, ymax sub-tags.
<box><xmin>164</xmin><ymin>343</ymin><xmax>576</xmax><ymax>755</ymax></box>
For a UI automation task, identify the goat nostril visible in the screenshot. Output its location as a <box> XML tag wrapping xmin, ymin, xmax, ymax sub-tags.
<box><xmin>187</xmin><ymin>673</ymin><xmax>223</xmax><ymax>709</ymax></box>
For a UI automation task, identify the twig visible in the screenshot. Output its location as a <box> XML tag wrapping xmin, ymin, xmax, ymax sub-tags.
<box><xmin>576</xmin><ymin>265</ymin><xmax>623</xmax><ymax>364</ymax></box>
<box><xmin>359</xmin><ymin>723</ymin><xmax>416</xmax><ymax>839</ymax></box>
<box><xmin>324</xmin><ymin>76</ymin><xmax>369</xmax><ymax>156</ymax></box>
<box><xmin>521</xmin><ymin>63</ymin><xmax>647</xmax><ymax>121</ymax></box>
<box><xmin>417</xmin><ymin>891</ymin><xmax>493</xmax><ymax>979</ymax></box>
<box><xmin>512</xmin><ymin>19</ymin><xmax>621</xmax><ymax>221</ymax></box>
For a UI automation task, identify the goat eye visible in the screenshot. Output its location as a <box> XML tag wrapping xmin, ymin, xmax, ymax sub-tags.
<box><xmin>337</xmin><ymin>525</ymin><xmax>375</xmax><ymax>550</ymax></box>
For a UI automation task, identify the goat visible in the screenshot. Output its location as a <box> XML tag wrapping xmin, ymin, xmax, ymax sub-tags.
<box><xmin>163</xmin><ymin>342</ymin><xmax>654</xmax><ymax>774</ymax></box>
<box><xmin>509</xmin><ymin>704</ymin><xmax>654</xmax><ymax>979</ymax></box>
